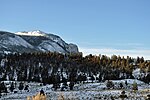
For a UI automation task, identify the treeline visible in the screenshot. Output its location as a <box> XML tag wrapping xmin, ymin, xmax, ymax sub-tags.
<box><xmin>0</xmin><ymin>52</ymin><xmax>149</xmax><ymax>85</ymax></box>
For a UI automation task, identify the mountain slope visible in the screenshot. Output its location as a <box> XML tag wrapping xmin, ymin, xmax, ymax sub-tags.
<box><xmin>0</xmin><ymin>30</ymin><xmax>79</xmax><ymax>54</ymax></box>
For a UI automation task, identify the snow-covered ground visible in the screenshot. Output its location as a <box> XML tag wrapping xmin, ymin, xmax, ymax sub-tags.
<box><xmin>1</xmin><ymin>79</ymin><xmax>150</xmax><ymax>100</ymax></box>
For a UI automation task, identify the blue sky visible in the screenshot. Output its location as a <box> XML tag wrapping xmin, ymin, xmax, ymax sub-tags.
<box><xmin>0</xmin><ymin>0</ymin><xmax>150</xmax><ymax>59</ymax></box>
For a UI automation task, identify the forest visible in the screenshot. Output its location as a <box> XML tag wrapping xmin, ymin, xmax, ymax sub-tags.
<box><xmin>0</xmin><ymin>52</ymin><xmax>149</xmax><ymax>91</ymax></box>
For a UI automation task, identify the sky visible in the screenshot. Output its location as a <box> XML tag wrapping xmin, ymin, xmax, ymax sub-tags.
<box><xmin>0</xmin><ymin>0</ymin><xmax>150</xmax><ymax>59</ymax></box>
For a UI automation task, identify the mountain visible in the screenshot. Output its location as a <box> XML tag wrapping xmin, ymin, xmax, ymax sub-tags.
<box><xmin>0</xmin><ymin>30</ymin><xmax>78</xmax><ymax>54</ymax></box>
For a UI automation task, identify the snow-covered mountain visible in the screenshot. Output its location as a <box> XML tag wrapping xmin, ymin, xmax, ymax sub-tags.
<box><xmin>0</xmin><ymin>30</ymin><xmax>78</xmax><ymax>54</ymax></box>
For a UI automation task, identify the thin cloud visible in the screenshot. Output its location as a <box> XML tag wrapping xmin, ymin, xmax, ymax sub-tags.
<box><xmin>79</xmin><ymin>42</ymin><xmax>147</xmax><ymax>50</ymax></box>
<box><xmin>79</xmin><ymin>48</ymin><xmax>150</xmax><ymax>60</ymax></box>
<box><xmin>79</xmin><ymin>42</ymin><xmax>143</xmax><ymax>46</ymax></box>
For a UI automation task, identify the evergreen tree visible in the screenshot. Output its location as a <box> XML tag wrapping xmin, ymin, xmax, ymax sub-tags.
<box><xmin>24</xmin><ymin>85</ymin><xmax>29</xmax><ymax>91</ymax></box>
<box><xmin>119</xmin><ymin>83</ymin><xmax>123</xmax><ymax>89</ymax></box>
<box><xmin>9</xmin><ymin>82</ymin><xmax>15</xmax><ymax>92</ymax></box>
<box><xmin>106</xmin><ymin>80</ymin><xmax>114</xmax><ymax>89</ymax></box>
<box><xmin>18</xmin><ymin>82</ymin><xmax>24</xmax><ymax>91</ymax></box>
<box><xmin>69</xmin><ymin>81</ymin><xmax>74</xmax><ymax>90</ymax></box>
<box><xmin>90</xmin><ymin>75</ymin><xmax>95</xmax><ymax>83</ymax></box>
<box><xmin>125</xmin><ymin>80</ymin><xmax>128</xmax><ymax>86</ymax></box>
<box><xmin>119</xmin><ymin>91</ymin><xmax>127</xmax><ymax>100</ymax></box>
<box><xmin>0</xmin><ymin>82</ymin><xmax>7</xmax><ymax>93</ymax></box>
<box><xmin>0</xmin><ymin>90</ymin><xmax>1</xmax><ymax>98</ymax></box>
<box><xmin>132</xmin><ymin>81</ymin><xmax>138</xmax><ymax>91</ymax></box>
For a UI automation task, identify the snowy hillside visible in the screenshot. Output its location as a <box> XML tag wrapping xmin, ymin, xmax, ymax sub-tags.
<box><xmin>3</xmin><ymin>35</ymin><xmax>33</xmax><ymax>48</ymax></box>
<box><xmin>1</xmin><ymin>79</ymin><xmax>149</xmax><ymax>100</ymax></box>
<box><xmin>0</xmin><ymin>31</ymin><xmax>79</xmax><ymax>54</ymax></box>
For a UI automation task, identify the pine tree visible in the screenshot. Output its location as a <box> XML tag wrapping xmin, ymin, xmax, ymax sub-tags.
<box><xmin>106</xmin><ymin>80</ymin><xmax>114</xmax><ymax>89</ymax></box>
<box><xmin>119</xmin><ymin>91</ymin><xmax>127</xmax><ymax>100</ymax></box>
<box><xmin>18</xmin><ymin>82</ymin><xmax>24</xmax><ymax>91</ymax></box>
<box><xmin>125</xmin><ymin>80</ymin><xmax>128</xmax><ymax>86</ymax></box>
<box><xmin>132</xmin><ymin>81</ymin><xmax>138</xmax><ymax>91</ymax></box>
<box><xmin>69</xmin><ymin>82</ymin><xmax>74</xmax><ymax>90</ymax></box>
<box><xmin>9</xmin><ymin>82</ymin><xmax>15</xmax><ymax>92</ymax></box>
<box><xmin>0</xmin><ymin>82</ymin><xmax>7</xmax><ymax>93</ymax></box>
<box><xmin>24</xmin><ymin>85</ymin><xmax>29</xmax><ymax>91</ymax></box>
<box><xmin>119</xmin><ymin>82</ymin><xmax>123</xmax><ymax>89</ymax></box>
<box><xmin>0</xmin><ymin>84</ymin><xmax>1</xmax><ymax>97</ymax></box>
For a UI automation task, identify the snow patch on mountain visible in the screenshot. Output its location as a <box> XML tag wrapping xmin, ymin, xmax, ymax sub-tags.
<box><xmin>15</xmin><ymin>30</ymin><xmax>46</xmax><ymax>36</ymax></box>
